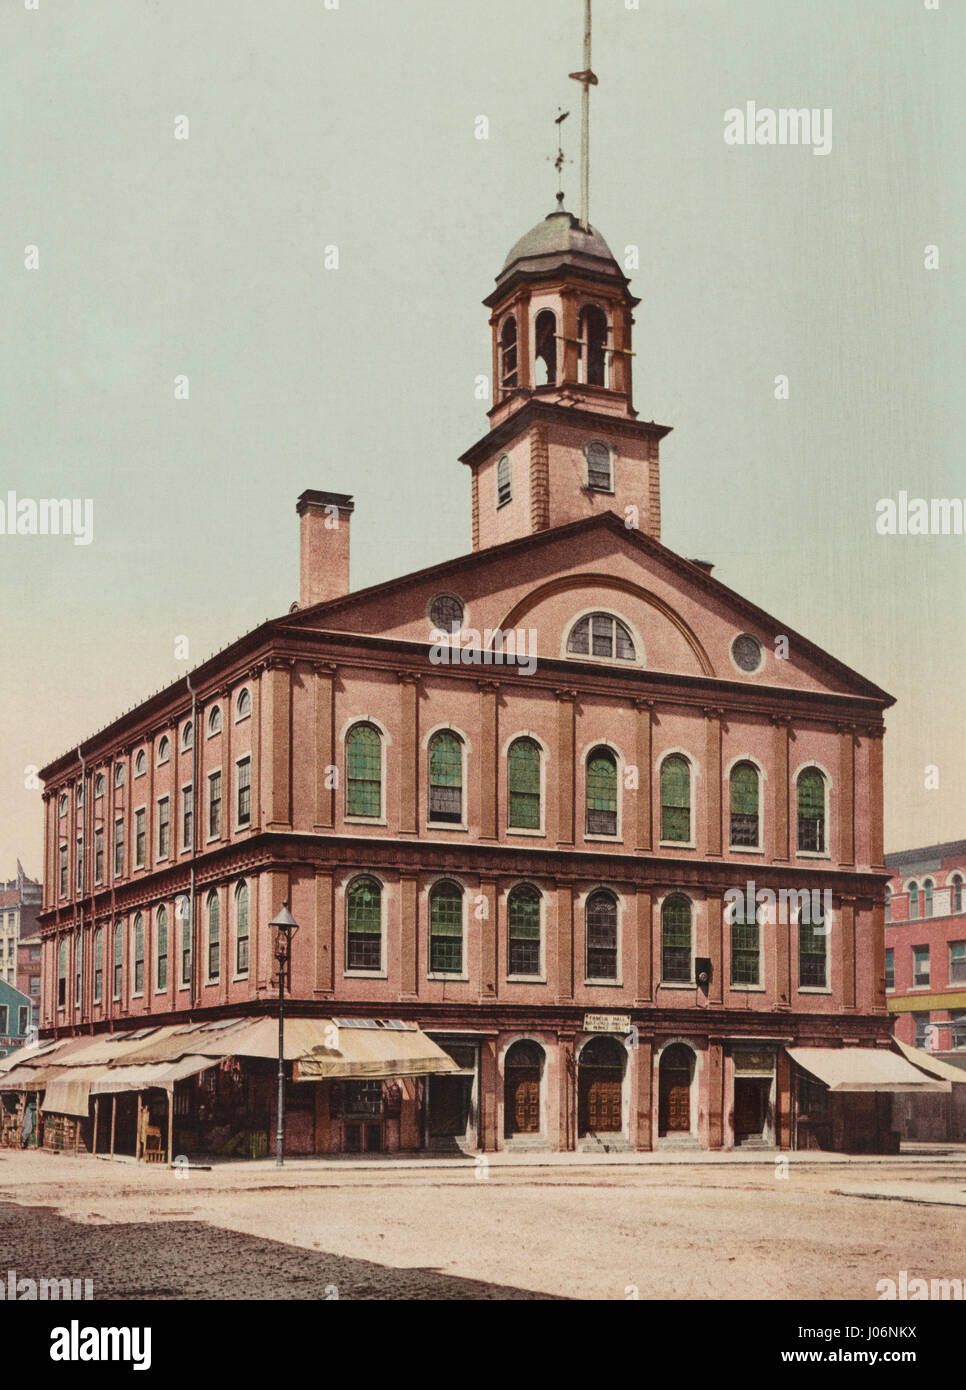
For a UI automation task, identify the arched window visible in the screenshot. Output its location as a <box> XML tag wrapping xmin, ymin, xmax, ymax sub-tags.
<box><xmin>57</xmin><ymin>937</ymin><xmax>68</xmax><ymax>1009</ymax></box>
<box><xmin>180</xmin><ymin>899</ymin><xmax>192</xmax><ymax>987</ymax></box>
<box><xmin>206</xmin><ymin>892</ymin><xmax>220</xmax><ymax>982</ymax></box>
<box><xmin>730</xmin><ymin>898</ymin><xmax>760</xmax><ymax>987</ymax></box>
<box><xmin>799</xmin><ymin>901</ymin><xmax>828</xmax><ymax>988</ymax></box>
<box><xmin>346</xmin><ymin>877</ymin><xmax>382</xmax><ymax>972</ymax></box>
<box><xmin>181</xmin><ymin>722</ymin><xmax>193</xmax><ymax>752</ymax></box>
<box><xmin>508</xmin><ymin>884</ymin><xmax>541</xmax><ymax>976</ymax></box>
<box><xmin>93</xmin><ymin>926</ymin><xmax>103</xmax><ymax>1004</ymax></box>
<box><xmin>534</xmin><ymin>309</ymin><xmax>557</xmax><ymax>386</ymax></box>
<box><xmin>660</xmin><ymin>755</ymin><xmax>691</xmax><ymax>843</ymax></box>
<box><xmin>909</xmin><ymin>881</ymin><xmax>920</xmax><ymax>919</ymax></box>
<box><xmin>884</xmin><ymin>885</ymin><xmax>892</xmax><ymax>923</ymax></box>
<box><xmin>586</xmin><ymin>748</ymin><xmax>618</xmax><ymax>836</ymax></box>
<box><xmin>500</xmin><ymin>315</ymin><xmax>518</xmax><ymax>394</ymax></box>
<box><xmin>235</xmin><ymin>881</ymin><xmax>250</xmax><ymax>976</ymax></box>
<box><xmin>235</xmin><ymin>688</ymin><xmax>252</xmax><ymax>721</ymax></box>
<box><xmin>579</xmin><ymin>304</ymin><xmax>608</xmax><ymax>386</ymax></box>
<box><xmin>585</xmin><ymin>440</ymin><xmax>612</xmax><ymax>491</ymax></box>
<box><xmin>729</xmin><ymin>762</ymin><xmax>760</xmax><ymax>847</ymax></box>
<box><xmin>497</xmin><ymin>454</ymin><xmax>512</xmax><ymax>508</ymax></box>
<box><xmin>507</xmin><ymin>737</ymin><xmax>541</xmax><ymax>830</ymax></box>
<box><xmin>156</xmin><ymin>907</ymin><xmax>168</xmax><ymax>992</ymax></box>
<box><xmin>133</xmin><ymin>914</ymin><xmax>144</xmax><ymax>994</ymax></box>
<box><xmin>208</xmin><ymin>706</ymin><xmax>222</xmax><ymax>736</ymax></box>
<box><xmin>134</xmin><ymin>750</ymin><xmax>146</xmax><ymax>777</ymax></box>
<box><xmin>346</xmin><ymin>723</ymin><xmax>382</xmax><ymax>819</ymax></box>
<box><xmin>58</xmin><ymin>793</ymin><xmax>68</xmax><ymax>817</ymax></box>
<box><xmin>952</xmin><ymin>874</ymin><xmax>964</xmax><ymax>914</ymax></box>
<box><xmin>113</xmin><ymin>922</ymin><xmax>123</xmax><ymax>999</ymax></box>
<box><xmin>923</xmin><ymin>879</ymin><xmax>934</xmax><ymax>918</ymax></box>
<box><xmin>157</xmin><ymin>736</ymin><xmax>170</xmax><ymax>765</ymax></box>
<box><xmin>428</xmin><ymin>731</ymin><xmax>463</xmax><ymax>824</ymax></box>
<box><xmin>94</xmin><ymin>774</ymin><xmax>105</xmax><ymax>798</ymax></box>
<box><xmin>661</xmin><ymin>895</ymin><xmax>692</xmax><ymax>983</ymax></box>
<box><xmin>429</xmin><ymin>881</ymin><xmax>463</xmax><ymax>974</ymax></box>
<box><xmin>797</xmin><ymin>768</ymin><xmax>826</xmax><ymax>852</ymax></box>
<box><xmin>567</xmin><ymin>612</ymin><xmax>636</xmax><ymax>661</ymax></box>
<box><xmin>114</xmin><ymin>764</ymin><xmax>125</xmax><ymax>789</ymax></box>
<box><xmin>586</xmin><ymin>889</ymin><xmax>618</xmax><ymax>980</ymax></box>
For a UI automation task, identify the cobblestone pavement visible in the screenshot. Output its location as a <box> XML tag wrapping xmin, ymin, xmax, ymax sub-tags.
<box><xmin>1</xmin><ymin>1151</ymin><xmax>964</xmax><ymax>1300</ymax></box>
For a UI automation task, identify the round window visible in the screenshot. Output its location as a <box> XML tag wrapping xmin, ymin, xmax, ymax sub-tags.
<box><xmin>732</xmin><ymin>633</ymin><xmax>763</xmax><ymax>673</ymax></box>
<box><xmin>430</xmin><ymin>594</ymin><xmax>465</xmax><ymax>633</ymax></box>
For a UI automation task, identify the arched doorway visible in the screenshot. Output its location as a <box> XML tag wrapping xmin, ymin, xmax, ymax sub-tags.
<box><xmin>578</xmin><ymin>1036</ymin><xmax>625</xmax><ymax>1137</ymax></box>
<box><xmin>503</xmin><ymin>1040</ymin><xmax>543</xmax><ymax>1138</ymax></box>
<box><xmin>658</xmin><ymin>1043</ymin><xmax>694</xmax><ymax>1137</ymax></box>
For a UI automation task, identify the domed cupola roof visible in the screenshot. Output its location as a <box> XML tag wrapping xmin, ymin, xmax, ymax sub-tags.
<box><xmin>488</xmin><ymin>200</ymin><xmax>632</xmax><ymax>303</ymax></box>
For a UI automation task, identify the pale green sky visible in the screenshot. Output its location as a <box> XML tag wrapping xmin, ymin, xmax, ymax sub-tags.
<box><xmin>1</xmin><ymin>0</ymin><xmax>963</xmax><ymax>877</ymax></box>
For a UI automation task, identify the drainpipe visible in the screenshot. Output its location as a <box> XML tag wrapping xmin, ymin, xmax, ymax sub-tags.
<box><xmin>185</xmin><ymin>674</ymin><xmax>199</xmax><ymax>1008</ymax></box>
<box><xmin>76</xmin><ymin>747</ymin><xmax>86</xmax><ymax>1031</ymax></box>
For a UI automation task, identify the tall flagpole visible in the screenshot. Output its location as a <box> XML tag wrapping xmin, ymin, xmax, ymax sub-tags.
<box><xmin>569</xmin><ymin>0</ymin><xmax>598</xmax><ymax>230</ymax></box>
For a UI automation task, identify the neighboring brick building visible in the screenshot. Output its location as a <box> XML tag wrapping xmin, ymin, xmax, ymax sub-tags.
<box><xmin>0</xmin><ymin>865</ymin><xmax>42</xmax><ymax>1032</ymax></box>
<box><xmin>22</xmin><ymin>198</ymin><xmax>934</xmax><ymax>1159</ymax></box>
<box><xmin>884</xmin><ymin>840</ymin><xmax>966</xmax><ymax>1066</ymax></box>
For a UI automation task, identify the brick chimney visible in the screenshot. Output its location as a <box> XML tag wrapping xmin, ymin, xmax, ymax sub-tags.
<box><xmin>296</xmin><ymin>490</ymin><xmax>353</xmax><ymax>608</ymax></box>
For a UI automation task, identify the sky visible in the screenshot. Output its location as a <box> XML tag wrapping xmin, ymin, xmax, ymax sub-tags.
<box><xmin>1</xmin><ymin>0</ymin><xmax>963</xmax><ymax>878</ymax></box>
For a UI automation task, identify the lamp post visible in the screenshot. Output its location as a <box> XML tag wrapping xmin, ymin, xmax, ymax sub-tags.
<box><xmin>270</xmin><ymin>903</ymin><xmax>299</xmax><ymax>1168</ymax></box>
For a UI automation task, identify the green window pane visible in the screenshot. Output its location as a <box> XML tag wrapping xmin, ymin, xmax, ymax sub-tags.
<box><xmin>730</xmin><ymin>763</ymin><xmax>759</xmax><ymax>815</ymax></box>
<box><xmin>347</xmin><ymin>878</ymin><xmax>382</xmax><ymax>933</ymax></box>
<box><xmin>509</xmin><ymin>887</ymin><xmax>541</xmax><ymax>939</ymax></box>
<box><xmin>508</xmin><ymin>739</ymin><xmax>541</xmax><ymax>828</ymax></box>
<box><xmin>661</xmin><ymin>756</ymin><xmax>690</xmax><ymax>840</ymax></box>
<box><xmin>662</xmin><ymin>896</ymin><xmax>692</xmax><ymax>948</ymax></box>
<box><xmin>797</xmin><ymin>769</ymin><xmax>824</xmax><ymax>818</ymax></box>
<box><xmin>347</xmin><ymin>724</ymin><xmax>382</xmax><ymax>817</ymax></box>
<box><xmin>587</xmin><ymin>753</ymin><xmax>617</xmax><ymax>812</ymax></box>
<box><xmin>430</xmin><ymin>733</ymin><xmax>462</xmax><ymax>787</ymax></box>
<box><xmin>430</xmin><ymin>883</ymin><xmax>463</xmax><ymax>972</ymax></box>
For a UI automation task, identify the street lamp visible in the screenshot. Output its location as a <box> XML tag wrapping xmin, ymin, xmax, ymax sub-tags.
<box><xmin>270</xmin><ymin>902</ymin><xmax>299</xmax><ymax>1168</ymax></box>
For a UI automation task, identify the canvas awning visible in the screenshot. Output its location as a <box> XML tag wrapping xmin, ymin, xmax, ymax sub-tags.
<box><xmin>89</xmin><ymin>1064</ymin><xmax>174</xmax><ymax>1096</ymax></box>
<box><xmin>787</xmin><ymin>1047</ymin><xmax>950</xmax><ymax>1094</ymax></box>
<box><xmin>0</xmin><ymin>1064</ymin><xmax>65</xmax><ymax>1091</ymax></box>
<box><xmin>154</xmin><ymin>1055</ymin><xmax>220</xmax><ymax>1086</ymax></box>
<box><xmin>294</xmin><ymin>1023</ymin><xmax>462</xmax><ymax>1081</ymax></box>
<box><xmin>41</xmin><ymin>1067</ymin><xmax>112</xmax><ymax>1116</ymax></box>
<box><xmin>893</xmin><ymin>1040</ymin><xmax>966</xmax><ymax>1085</ymax></box>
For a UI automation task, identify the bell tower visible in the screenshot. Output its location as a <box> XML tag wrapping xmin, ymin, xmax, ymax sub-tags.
<box><xmin>460</xmin><ymin>0</ymin><xmax>671</xmax><ymax>552</ymax></box>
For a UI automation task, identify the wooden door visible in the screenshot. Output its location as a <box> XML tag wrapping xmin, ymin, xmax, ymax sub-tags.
<box><xmin>659</xmin><ymin>1050</ymin><xmax>692</xmax><ymax>1135</ymax></box>
<box><xmin>505</xmin><ymin>1068</ymin><xmax>540</xmax><ymax>1135</ymax></box>
<box><xmin>734</xmin><ymin>1078</ymin><xmax>768</xmax><ymax>1138</ymax></box>
<box><xmin>429</xmin><ymin>1075</ymin><xmax>471</xmax><ymax>1137</ymax></box>
<box><xmin>579</xmin><ymin>1070</ymin><xmax>623</xmax><ymax>1133</ymax></box>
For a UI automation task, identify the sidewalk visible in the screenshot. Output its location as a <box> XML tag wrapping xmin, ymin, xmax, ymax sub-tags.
<box><xmin>171</xmin><ymin>1140</ymin><xmax>966</xmax><ymax>1173</ymax></box>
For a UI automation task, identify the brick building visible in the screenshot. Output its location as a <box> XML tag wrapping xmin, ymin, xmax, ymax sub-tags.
<box><xmin>18</xmin><ymin>198</ymin><xmax>941</xmax><ymax>1160</ymax></box>
<box><xmin>0</xmin><ymin>865</ymin><xmax>41</xmax><ymax>1032</ymax></box>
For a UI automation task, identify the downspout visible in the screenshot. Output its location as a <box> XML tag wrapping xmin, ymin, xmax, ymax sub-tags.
<box><xmin>76</xmin><ymin>747</ymin><xmax>86</xmax><ymax>1031</ymax></box>
<box><xmin>186</xmin><ymin>673</ymin><xmax>198</xmax><ymax>1009</ymax></box>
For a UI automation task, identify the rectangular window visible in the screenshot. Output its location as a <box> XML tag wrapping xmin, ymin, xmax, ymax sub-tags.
<box><xmin>157</xmin><ymin>797</ymin><xmax>170</xmax><ymax>859</ymax></box>
<box><xmin>182</xmin><ymin>786</ymin><xmax>193</xmax><ymax>850</ymax></box>
<box><xmin>952</xmin><ymin>1015</ymin><xmax>966</xmax><ymax>1050</ymax></box>
<box><xmin>0</xmin><ymin>1005</ymin><xmax>7</xmax><ymax>1034</ymax></box>
<box><xmin>30</xmin><ymin>978</ymin><xmax>40</xmax><ymax>997</ymax></box>
<box><xmin>134</xmin><ymin>809</ymin><xmax>146</xmax><ymax>868</ymax></box>
<box><xmin>237</xmin><ymin>757</ymin><xmax>251</xmax><ymax>827</ymax></box>
<box><xmin>950</xmin><ymin>941</ymin><xmax>966</xmax><ymax>985</ymax></box>
<box><xmin>76</xmin><ymin>837</ymin><xmax>84</xmax><ymax>892</ymax></box>
<box><xmin>181</xmin><ymin>913</ymin><xmax>192</xmax><ymax>987</ymax></box>
<box><xmin>94</xmin><ymin>828</ymin><xmax>104</xmax><ymax>885</ymax></box>
<box><xmin>884</xmin><ymin>947</ymin><xmax>895</xmax><ymax>991</ymax></box>
<box><xmin>798</xmin><ymin>921</ymin><xmax>827</xmax><ymax>988</ymax></box>
<box><xmin>208</xmin><ymin>771</ymin><xmax>222</xmax><ymax>839</ymax></box>
<box><xmin>59</xmin><ymin>844</ymin><xmax>68</xmax><ymax>897</ymax></box>
<box><xmin>731</xmin><ymin>918</ymin><xmax>760</xmax><ymax>987</ymax></box>
<box><xmin>113</xmin><ymin>818</ymin><xmax>124</xmax><ymax>877</ymax></box>
<box><xmin>913</xmin><ymin>946</ymin><xmax>930</xmax><ymax>988</ymax></box>
<box><xmin>913</xmin><ymin>1012</ymin><xmax>931</xmax><ymax>1050</ymax></box>
<box><xmin>18</xmin><ymin>1006</ymin><xmax>28</xmax><ymax>1035</ymax></box>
